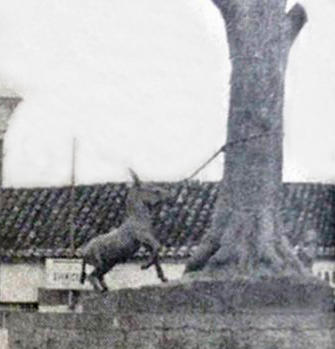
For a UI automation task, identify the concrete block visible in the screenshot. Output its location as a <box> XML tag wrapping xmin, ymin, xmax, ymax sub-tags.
<box><xmin>97</xmin><ymin>331</ymin><xmax>126</xmax><ymax>349</ymax></box>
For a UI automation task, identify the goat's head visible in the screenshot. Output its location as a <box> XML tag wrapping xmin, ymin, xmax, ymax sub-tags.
<box><xmin>128</xmin><ymin>168</ymin><xmax>169</xmax><ymax>207</ymax></box>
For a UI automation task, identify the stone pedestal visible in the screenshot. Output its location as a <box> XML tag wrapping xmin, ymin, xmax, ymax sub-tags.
<box><xmin>79</xmin><ymin>277</ymin><xmax>334</xmax><ymax>349</ymax></box>
<box><xmin>4</xmin><ymin>277</ymin><xmax>334</xmax><ymax>348</ymax></box>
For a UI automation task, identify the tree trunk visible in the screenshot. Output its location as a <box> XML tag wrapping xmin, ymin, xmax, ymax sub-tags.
<box><xmin>185</xmin><ymin>0</ymin><xmax>307</xmax><ymax>277</ymax></box>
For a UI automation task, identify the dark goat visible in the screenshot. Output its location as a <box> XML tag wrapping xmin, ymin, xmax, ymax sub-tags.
<box><xmin>78</xmin><ymin>169</ymin><xmax>168</xmax><ymax>292</ymax></box>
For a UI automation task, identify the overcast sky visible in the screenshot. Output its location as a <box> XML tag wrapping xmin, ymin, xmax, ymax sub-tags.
<box><xmin>0</xmin><ymin>0</ymin><xmax>334</xmax><ymax>188</ymax></box>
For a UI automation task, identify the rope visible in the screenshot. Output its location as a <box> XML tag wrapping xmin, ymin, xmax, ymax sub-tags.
<box><xmin>186</xmin><ymin>130</ymin><xmax>281</xmax><ymax>180</ymax></box>
<box><xmin>186</xmin><ymin>146</ymin><xmax>224</xmax><ymax>180</ymax></box>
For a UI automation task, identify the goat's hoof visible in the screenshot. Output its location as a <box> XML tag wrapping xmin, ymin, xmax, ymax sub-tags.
<box><xmin>161</xmin><ymin>277</ymin><xmax>168</xmax><ymax>283</ymax></box>
<box><xmin>101</xmin><ymin>288</ymin><xmax>108</xmax><ymax>295</ymax></box>
<box><xmin>141</xmin><ymin>264</ymin><xmax>149</xmax><ymax>270</ymax></box>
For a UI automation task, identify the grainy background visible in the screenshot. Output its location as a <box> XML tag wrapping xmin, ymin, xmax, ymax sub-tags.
<box><xmin>0</xmin><ymin>0</ymin><xmax>334</xmax><ymax>187</ymax></box>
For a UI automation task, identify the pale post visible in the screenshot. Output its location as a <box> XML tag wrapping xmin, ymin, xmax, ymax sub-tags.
<box><xmin>69</xmin><ymin>138</ymin><xmax>77</xmax><ymax>255</ymax></box>
<box><xmin>0</xmin><ymin>92</ymin><xmax>22</xmax><ymax>185</ymax></box>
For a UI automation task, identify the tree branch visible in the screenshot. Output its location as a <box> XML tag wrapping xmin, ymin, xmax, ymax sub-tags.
<box><xmin>212</xmin><ymin>0</ymin><xmax>239</xmax><ymax>31</ymax></box>
<box><xmin>285</xmin><ymin>3</ymin><xmax>307</xmax><ymax>45</ymax></box>
<box><xmin>211</xmin><ymin>0</ymin><xmax>230</xmax><ymax>9</ymax></box>
<box><xmin>211</xmin><ymin>0</ymin><xmax>235</xmax><ymax>18</ymax></box>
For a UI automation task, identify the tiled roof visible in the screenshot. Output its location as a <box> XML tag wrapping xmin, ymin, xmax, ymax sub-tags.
<box><xmin>0</xmin><ymin>182</ymin><xmax>334</xmax><ymax>260</ymax></box>
<box><xmin>280</xmin><ymin>183</ymin><xmax>335</xmax><ymax>245</ymax></box>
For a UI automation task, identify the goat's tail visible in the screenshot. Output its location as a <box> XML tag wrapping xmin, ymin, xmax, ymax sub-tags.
<box><xmin>80</xmin><ymin>259</ymin><xmax>87</xmax><ymax>284</ymax></box>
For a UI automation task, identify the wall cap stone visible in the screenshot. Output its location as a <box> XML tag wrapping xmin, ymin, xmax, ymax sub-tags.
<box><xmin>82</xmin><ymin>276</ymin><xmax>333</xmax><ymax>314</ymax></box>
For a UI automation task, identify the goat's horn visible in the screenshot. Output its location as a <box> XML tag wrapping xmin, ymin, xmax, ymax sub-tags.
<box><xmin>129</xmin><ymin>168</ymin><xmax>141</xmax><ymax>186</ymax></box>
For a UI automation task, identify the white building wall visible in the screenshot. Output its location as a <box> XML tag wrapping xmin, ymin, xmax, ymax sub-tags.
<box><xmin>0</xmin><ymin>261</ymin><xmax>184</xmax><ymax>303</ymax></box>
<box><xmin>312</xmin><ymin>259</ymin><xmax>335</xmax><ymax>289</ymax></box>
<box><xmin>91</xmin><ymin>263</ymin><xmax>184</xmax><ymax>291</ymax></box>
<box><xmin>0</xmin><ymin>262</ymin><xmax>45</xmax><ymax>302</ymax></box>
<box><xmin>2</xmin><ymin>258</ymin><xmax>334</xmax><ymax>304</ymax></box>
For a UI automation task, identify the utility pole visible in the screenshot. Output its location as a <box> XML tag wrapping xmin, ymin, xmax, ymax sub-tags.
<box><xmin>68</xmin><ymin>138</ymin><xmax>78</xmax><ymax>311</ymax></box>
<box><xmin>69</xmin><ymin>138</ymin><xmax>77</xmax><ymax>255</ymax></box>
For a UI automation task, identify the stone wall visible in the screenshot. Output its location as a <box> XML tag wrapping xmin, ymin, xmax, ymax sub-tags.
<box><xmin>0</xmin><ymin>328</ymin><xmax>8</xmax><ymax>349</ymax></box>
<box><xmin>1</xmin><ymin>278</ymin><xmax>334</xmax><ymax>349</ymax></box>
<box><xmin>0</xmin><ymin>310</ymin><xmax>334</xmax><ymax>349</ymax></box>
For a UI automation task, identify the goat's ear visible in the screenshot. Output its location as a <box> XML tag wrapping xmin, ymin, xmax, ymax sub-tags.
<box><xmin>129</xmin><ymin>168</ymin><xmax>141</xmax><ymax>187</ymax></box>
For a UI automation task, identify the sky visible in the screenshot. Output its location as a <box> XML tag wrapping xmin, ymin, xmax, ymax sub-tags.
<box><xmin>0</xmin><ymin>0</ymin><xmax>334</xmax><ymax>187</ymax></box>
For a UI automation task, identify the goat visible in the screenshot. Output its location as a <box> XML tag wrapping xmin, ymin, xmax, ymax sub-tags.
<box><xmin>78</xmin><ymin>169</ymin><xmax>168</xmax><ymax>292</ymax></box>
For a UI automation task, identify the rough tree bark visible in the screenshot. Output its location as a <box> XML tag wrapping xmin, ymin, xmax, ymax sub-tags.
<box><xmin>185</xmin><ymin>0</ymin><xmax>308</xmax><ymax>277</ymax></box>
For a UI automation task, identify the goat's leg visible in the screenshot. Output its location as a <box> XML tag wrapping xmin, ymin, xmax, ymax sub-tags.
<box><xmin>96</xmin><ymin>263</ymin><xmax>116</xmax><ymax>293</ymax></box>
<box><xmin>154</xmin><ymin>258</ymin><xmax>168</xmax><ymax>283</ymax></box>
<box><xmin>99</xmin><ymin>277</ymin><xmax>108</xmax><ymax>293</ymax></box>
<box><xmin>141</xmin><ymin>249</ymin><xmax>158</xmax><ymax>270</ymax></box>
<box><xmin>97</xmin><ymin>272</ymin><xmax>109</xmax><ymax>293</ymax></box>
<box><xmin>141</xmin><ymin>252</ymin><xmax>168</xmax><ymax>282</ymax></box>
<box><xmin>140</xmin><ymin>241</ymin><xmax>160</xmax><ymax>270</ymax></box>
<box><xmin>87</xmin><ymin>268</ymin><xmax>104</xmax><ymax>292</ymax></box>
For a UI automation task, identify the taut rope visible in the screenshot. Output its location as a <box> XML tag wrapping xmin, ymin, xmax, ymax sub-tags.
<box><xmin>186</xmin><ymin>130</ymin><xmax>281</xmax><ymax>180</ymax></box>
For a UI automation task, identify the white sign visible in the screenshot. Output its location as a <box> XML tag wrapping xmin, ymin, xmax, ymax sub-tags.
<box><xmin>45</xmin><ymin>258</ymin><xmax>90</xmax><ymax>290</ymax></box>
